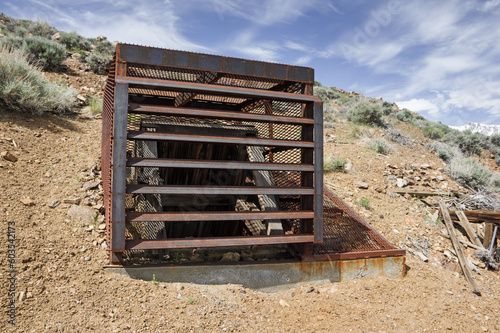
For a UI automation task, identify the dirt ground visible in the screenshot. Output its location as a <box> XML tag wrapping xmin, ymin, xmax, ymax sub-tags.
<box><xmin>1</xmin><ymin>60</ymin><xmax>500</xmax><ymax>332</ymax></box>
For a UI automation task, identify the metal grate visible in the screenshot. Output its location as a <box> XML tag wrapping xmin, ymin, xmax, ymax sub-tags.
<box><xmin>102</xmin><ymin>44</ymin><xmax>323</xmax><ymax>264</ymax></box>
<box><xmin>312</xmin><ymin>188</ymin><xmax>404</xmax><ymax>259</ymax></box>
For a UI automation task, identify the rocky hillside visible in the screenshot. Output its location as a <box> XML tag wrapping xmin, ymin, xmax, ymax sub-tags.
<box><xmin>1</xmin><ymin>15</ymin><xmax>500</xmax><ymax>333</ymax></box>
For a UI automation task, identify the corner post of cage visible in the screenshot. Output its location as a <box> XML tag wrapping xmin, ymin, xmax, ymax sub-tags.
<box><xmin>110</xmin><ymin>81</ymin><xmax>129</xmax><ymax>255</ymax></box>
<box><xmin>313</xmin><ymin>101</ymin><xmax>324</xmax><ymax>243</ymax></box>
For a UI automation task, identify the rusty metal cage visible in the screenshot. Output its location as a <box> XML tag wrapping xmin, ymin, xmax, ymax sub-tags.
<box><xmin>103</xmin><ymin>44</ymin><xmax>324</xmax><ymax>264</ymax></box>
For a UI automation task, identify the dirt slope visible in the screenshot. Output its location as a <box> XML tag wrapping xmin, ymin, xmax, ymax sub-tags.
<box><xmin>0</xmin><ymin>61</ymin><xmax>499</xmax><ymax>332</ymax></box>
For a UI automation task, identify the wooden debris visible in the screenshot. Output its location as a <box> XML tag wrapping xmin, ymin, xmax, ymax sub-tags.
<box><xmin>389</xmin><ymin>189</ymin><xmax>456</xmax><ymax>197</ymax></box>
<box><xmin>448</xmin><ymin>210</ymin><xmax>500</xmax><ymax>225</ymax></box>
<box><xmin>440</xmin><ymin>233</ymin><xmax>484</xmax><ymax>251</ymax></box>
<box><xmin>439</xmin><ymin>201</ymin><xmax>481</xmax><ymax>296</ymax></box>
<box><xmin>404</xmin><ymin>246</ymin><xmax>428</xmax><ymax>262</ymax></box>
<box><xmin>455</xmin><ymin>211</ymin><xmax>484</xmax><ymax>249</ymax></box>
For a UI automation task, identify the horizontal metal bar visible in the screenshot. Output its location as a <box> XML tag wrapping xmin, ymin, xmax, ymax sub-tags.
<box><xmin>301</xmin><ymin>249</ymin><xmax>407</xmax><ymax>261</ymax></box>
<box><xmin>125</xmin><ymin>235</ymin><xmax>314</xmax><ymax>250</ymax></box>
<box><xmin>126</xmin><ymin>185</ymin><xmax>314</xmax><ymax>195</ymax></box>
<box><xmin>128</xmin><ymin>103</ymin><xmax>315</xmax><ymax>125</ymax></box>
<box><xmin>126</xmin><ymin>210</ymin><xmax>314</xmax><ymax>222</ymax></box>
<box><xmin>126</xmin><ymin>158</ymin><xmax>314</xmax><ymax>171</ymax></box>
<box><xmin>127</xmin><ymin>131</ymin><xmax>314</xmax><ymax>148</ymax></box>
<box><xmin>116</xmin><ymin>76</ymin><xmax>321</xmax><ymax>103</ymax></box>
<box><xmin>117</xmin><ymin>43</ymin><xmax>315</xmax><ymax>83</ymax></box>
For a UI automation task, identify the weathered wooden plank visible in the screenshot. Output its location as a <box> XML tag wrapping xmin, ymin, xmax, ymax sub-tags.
<box><xmin>439</xmin><ymin>201</ymin><xmax>481</xmax><ymax>296</ymax></box>
<box><xmin>456</xmin><ymin>211</ymin><xmax>484</xmax><ymax>249</ymax></box>
<box><xmin>389</xmin><ymin>189</ymin><xmax>456</xmax><ymax>197</ymax></box>
<box><xmin>449</xmin><ymin>210</ymin><xmax>500</xmax><ymax>225</ymax></box>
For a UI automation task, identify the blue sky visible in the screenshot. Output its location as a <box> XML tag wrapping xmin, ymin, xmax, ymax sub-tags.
<box><xmin>2</xmin><ymin>0</ymin><xmax>500</xmax><ymax>126</ymax></box>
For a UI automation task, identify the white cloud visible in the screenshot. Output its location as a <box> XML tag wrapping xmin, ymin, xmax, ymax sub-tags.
<box><xmin>396</xmin><ymin>98</ymin><xmax>440</xmax><ymax>116</ymax></box>
<box><xmin>294</xmin><ymin>55</ymin><xmax>312</xmax><ymax>66</ymax></box>
<box><xmin>223</xmin><ymin>30</ymin><xmax>281</xmax><ymax>62</ymax></box>
<box><xmin>204</xmin><ymin>0</ymin><xmax>336</xmax><ymax>26</ymax></box>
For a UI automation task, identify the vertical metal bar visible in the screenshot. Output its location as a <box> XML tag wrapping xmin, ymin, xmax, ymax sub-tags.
<box><xmin>313</xmin><ymin>101</ymin><xmax>324</xmax><ymax>242</ymax></box>
<box><xmin>300</xmin><ymin>82</ymin><xmax>315</xmax><ymax>255</ymax></box>
<box><xmin>110</xmin><ymin>82</ymin><xmax>129</xmax><ymax>253</ymax></box>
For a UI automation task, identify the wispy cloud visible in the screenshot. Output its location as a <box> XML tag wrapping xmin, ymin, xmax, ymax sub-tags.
<box><xmin>204</xmin><ymin>0</ymin><xmax>337</xmax><ymax>26</ymax></box>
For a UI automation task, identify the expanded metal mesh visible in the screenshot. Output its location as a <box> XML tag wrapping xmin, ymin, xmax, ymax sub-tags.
<box><xmin>102</xmin><ymin>56</ymin><xmax>116</xmax><ymax>246</ymax></box>
<box><xmin>313</xmin><ymin>188</ymin><xmax>398</xmax><ymax>255</ymax></box>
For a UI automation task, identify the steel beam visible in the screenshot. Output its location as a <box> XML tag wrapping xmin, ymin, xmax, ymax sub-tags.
<box><xmin>115</xmin><ymin>76</ymin><xmax>321</xmax><ymax>103</ymax></box>
<box><xmin>110</xmin><ymin>82</ymin><xmax>128</xmax><ymax>252</ymax></box>
<box><xmin>126</xmin><ymin>185</ymin><xmax>315</xmax><ymax>195</ymax></box>
<box><xmin>125</xmin><ymin>235</ymin><xmax>315</xmax><ymax>250</ymax></box>
<box><xmin>128</xmin><ymin>103</ymin><xmax>314</xmax><ymax>125</ymax></box>
<box><xmin>126</xmin><ymin>158</ymin><xmax>314</xmax><ymax>171</ymax></box>
<box><xmin>127</xmin><ymin>130</ymin><xmax>314</xmax><ymax>148</ymax></box>
<box><xmin>117</xmin><ymin>43</ymin><xmax>314</xmax><ymax>83</ymax></box>
<box><xmin>313</xmin><ymin>101</ymin><xmax>324</xmax><ymax>242</ymax></box>
<box><xmin>126</xmin><ymin>210</ymin><xmax>314</xmax><ymax>222</ymax></box>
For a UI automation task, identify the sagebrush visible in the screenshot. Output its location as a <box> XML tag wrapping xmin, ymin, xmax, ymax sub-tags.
<box><xmin>0</xmin><ymin>47</ymin><xmax>76</xmax><ymax>114</ymax></box>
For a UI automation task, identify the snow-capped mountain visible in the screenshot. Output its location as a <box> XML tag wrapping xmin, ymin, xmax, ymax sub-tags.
<box><xmin>451</xmin><ymin>122</ymin><xmax>500</xmax><ymax>136</ymax></box>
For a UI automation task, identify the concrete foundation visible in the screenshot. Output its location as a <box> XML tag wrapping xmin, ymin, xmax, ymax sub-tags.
<box><xmin>106</xmin><ymin>256</ymin><xmax>406</xmax><ymax>292</ymax></box>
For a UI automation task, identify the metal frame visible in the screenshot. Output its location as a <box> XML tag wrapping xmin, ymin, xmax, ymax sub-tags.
<box><xmin>103</xmin><ymin>44</ymin><xmax>324</xmax><ymax>264</ymax></box>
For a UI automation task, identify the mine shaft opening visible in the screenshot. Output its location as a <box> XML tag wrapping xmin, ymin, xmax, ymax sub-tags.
<box><xmin>124</xmin><ymin>120</ymin><xmax>304</xmax><ymax>261</ymax></box>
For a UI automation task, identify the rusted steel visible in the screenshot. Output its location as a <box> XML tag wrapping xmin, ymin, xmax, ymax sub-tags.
<box><xmin>127</xmin><ymin>130</ymin><xmax>315</xmax><ymax>148</ymax></box>
<box><xmin>115</xmin><ymin>76</ymin><xmax>321</xmax><ymax>103</ymax></box>
<box><xmin>117</xmin><ymin>43</ymin><xmax>315</xmax><ymax>83</ymax></box>
<box><xmin>126</xmin><ymin>235</ymin><xmax>315</xmax><ymax>250</ymax></box>
<box><xmin>313</xmin><ymin>101</ymin><xmax>324</xmax><ymax>242</ymax></box>
<box><xmin>126</xmin><ymin>158</ymin><xmax>315</xmax><ymax>171</ymax></box>
<box><xmin>126</xmin><ymin>210</ymin><xmax>314</xmax><ymax>222</ymax></box>
<box><xmin>102</xmin><ymin>44</ymin><xmax>402</xmax><ymax>266</ymax></box>
<box><xmin>110</xmin><ymin>82</ymin><xmax>128</xmax><ymax>252</ymax></box>
<box><xmin>126</xmin><ymin>185</ymin><xmax>315</xmax><ymax>195</ymax></box>
<box><xmin>128</xmin><ymin>104</ymin><xmax>315</xmax><ymax>125</ymax></box>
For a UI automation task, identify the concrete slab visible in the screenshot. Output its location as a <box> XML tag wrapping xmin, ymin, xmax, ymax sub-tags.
<box><xmin>106</xmin><ymin>256</ymin><xmax>406</xmax><ymax>292</ymax></box>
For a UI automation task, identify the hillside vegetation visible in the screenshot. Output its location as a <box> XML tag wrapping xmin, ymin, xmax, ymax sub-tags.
<box><xmin>0</xmin><ymin>13</ymin><xmax>112</xmax><ymax>114</ymax></box>
<box><xmin>314</xmin><ymin>83</ymin><xmax>500</xmax><ymax>193</ymax></box>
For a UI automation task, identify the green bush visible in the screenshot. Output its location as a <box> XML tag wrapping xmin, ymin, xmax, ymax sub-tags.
<box><xmin>446</xmin><ymin>130</ymin><xmax>483</xmax><ymax>156</ymax></box>
<box><xmin>448</xmin><ymin>157</ymin><xmax>492</xmax><ymax>190</ymax></box>
<box><xmin>28</xmin><ymin>20</ymin><xmax>57</xmax><ymax>39</ymax></box>
<box><xmin>490</xmin><ymin>134</ymin><xmax>500</xmax><ymax>147</ymax></box>
<box><xmin>428</xmin><ymin>142</ymin><xmax>463</xmax><ymax>162</ymax></box>
<box><xmin>1</xmin><ymin>36</ymin><xmax>66</xmax><ymax>69</ymax></box>
<box><xmin>83</xmin><ymin>53</ymin><xmax>111</xmax><ymax>74</ymax></box>
<box><xmin>0</xmin><ymin>47</ymin><xmax>76</xmax><ymax>114</ymax></box>
<box><xmin>382</xmin><ymin>105</ymin><xmax>394</xmax><ymax>116</ymax></box>
<box><xmin>423</xmin><ymin>126</ymin><xmax>445</xmax><ymax>140</ymax></box>
<box><xmin>355</xmin><ymin>197</ymin><xmax>370</xmax><ymax>209</ymax></box>
<box><xmin>347</xmin><ymin>101</ymin><xmax>384</xmax><ymax>127</ymax></box>
<box><xmin>94</xmin><ymin>40</ymin><xmax>114</xmax><ymax>55</ymax></box>
<box><xmin>491</xmin><ymin>172</ymin><xmax>500</xmax><ymax>190</ymax></box>
<box><xmin>324</xmin><ymin>155</ymin><xmax>347</xmax><ymax>172</ymax></box>
<box><xmin>349</xmin><ymin>123</ymin><xmax>373</xmax><ymax>139</ymax></box>
<box><xmin>87</xmin><ymin>96</ymin><xmax>103</xmax><ymax>115</ymax></box>
<box><xmin>368</xmin><ymin>138</ymin><xmax>395</xmax><ymax>155</ymax></box>
<box><xmin>314</xmin><ymin>86</ymin><xmax>341</xmax><ymax>101</ymax></box>
<box><xmin>14</xmin><ymin>26</ymin><xmax>27</xmax><ymax>37</ymax></box>
<box><xmin>338</xmin><ymin>96</ymin><xmax>351</xmax><ymax>104</ymax></box>
<box><xmin>396</xmin><ymin>108</ymin><xmax>414</xmax><ymax>123</ymax></box>
<box><xmin>58</xmin><ymin>31</ymin><xmax>91</xmax><ymax>52</ymax></box>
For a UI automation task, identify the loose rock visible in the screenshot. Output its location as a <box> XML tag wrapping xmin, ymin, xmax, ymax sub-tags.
<box><xmin>20</xmin><ymin>198</ymin><xmax>35</xmax><ymax>206</ymax></box>
<box><xmin>67</xmin><ymin>205</ymin><xmax>96</xmax><ymax>225</ymax></box>
<box><xmin>1</xmin><ymin>151</ymin><xmax>17</xmax><ymax>162</ymax></box>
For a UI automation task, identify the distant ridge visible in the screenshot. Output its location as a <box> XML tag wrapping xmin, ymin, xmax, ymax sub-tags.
<box><xmin>450</xmin><ymin>122</ymin><xmax>500</xmax><ymax>136</ymax></box>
